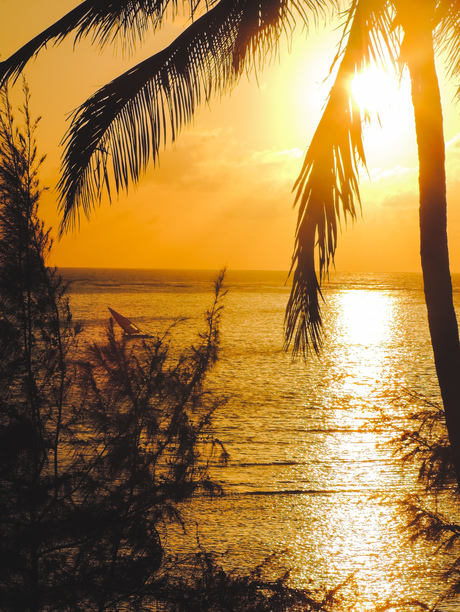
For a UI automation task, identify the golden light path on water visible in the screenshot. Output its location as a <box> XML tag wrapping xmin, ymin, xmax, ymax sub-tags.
<box><xmin>331</xmin><ymin>289</ymin><xmax>396</xmax><ymax>401</ymax></box>
<box><xmin>271</xmin><ymin>287</ymin><xmax>442</xmax><ymax>609</ymax></box>
<box><xmin>290</xmin><ymin>290</ymin><xmax>407</xmax><ymax>606</ymax></box>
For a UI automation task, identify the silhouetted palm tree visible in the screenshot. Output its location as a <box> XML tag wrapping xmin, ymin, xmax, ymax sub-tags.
<box><xmin>284</xmin><ymin>0</ymin><xmax>460</xmax><ymax>489</ymax></box>
<box><xmin>1</xmin><ymin>0</ymin><xmax>460</xmax><ymax>484</ymax></box>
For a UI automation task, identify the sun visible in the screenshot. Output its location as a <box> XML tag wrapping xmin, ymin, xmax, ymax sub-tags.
<box><xmin>349</xmin><ymin>66</ymin><xmax>415</xmax><ymax>168</ymax></box>
<box><xmin>350</xmin><ymin>66</ymin><xmax>402</xmax><ymax>115</ymax></box>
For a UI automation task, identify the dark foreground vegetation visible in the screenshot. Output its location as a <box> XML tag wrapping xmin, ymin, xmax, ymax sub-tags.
<box><xmin>0</xmin><ymin>84</ymin><xmax>352</xmax><ymax>612</ymax></box>
<box><xmin>394</xmin><ymin>390</ymin><xmax>460</xmax><ymax>605</ymax></box>
<box><xmin>1</xmin><ymin>85</ymin><xmax>460</xmax><ymax>612</ymax></box>
<box><xmin>0</xmin><ymin>82</ymin><xmax>226</xmax><ymax>610</ymax></box>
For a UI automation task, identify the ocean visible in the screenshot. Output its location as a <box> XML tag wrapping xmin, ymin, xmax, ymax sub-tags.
<box><xmin>62</xmin><ymin>268</ymin><xmax>460</xmax><ymax>611</ymax></box>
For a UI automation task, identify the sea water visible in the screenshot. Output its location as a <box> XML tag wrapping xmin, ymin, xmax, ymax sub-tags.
<box><xmin>63</xmin><ymin>268</ymin><xmax>460</xmax><ymax>610</ymax></box>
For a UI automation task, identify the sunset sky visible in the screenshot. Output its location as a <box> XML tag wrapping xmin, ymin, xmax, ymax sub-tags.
<box><xmin>1</xmin><ymin>0</ymin><xmax>460</xmax><ymax>272</ymax></box>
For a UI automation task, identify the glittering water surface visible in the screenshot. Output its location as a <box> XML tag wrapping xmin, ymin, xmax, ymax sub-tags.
<box><xmin>64</xmin><ymin>268</ymin><xmax>460</xmax><ymax>610</ymax></box>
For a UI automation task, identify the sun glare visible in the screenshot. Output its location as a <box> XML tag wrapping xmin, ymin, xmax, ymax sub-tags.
<box><xmin>331</xmin><ymin>289</ymin><xmax>397</xmax><ymax>401</ymax></box>
<box><xmin>349</xmin><ymin>66</ymin><xmax>415</xmax><ymax>167</ymax></box>
<box><xmin>351</xmin><ymin>66</ymin><xmax>401</xmax><ymax>115</ymax></box>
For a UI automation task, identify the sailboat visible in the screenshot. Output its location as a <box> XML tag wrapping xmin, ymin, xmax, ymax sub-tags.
<box><xmin>108</xmin><ymin>307</ymin><xmax>151</xmax><ymax>338</ymax></box>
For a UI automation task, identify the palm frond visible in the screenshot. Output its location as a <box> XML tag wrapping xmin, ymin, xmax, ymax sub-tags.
<box><xmin>231</xmin><ymin>0</ymin><xmax>332</xmax><ymax>73</ymax></box>
<box><xmin>284</xmin><ymin>0</ymin><xmax>399</xmax><ymax>357</ymax></box>
<box><xmin>0</xmin><ymin>3</ymin><xmax>89</xmax><ymax>87</ymax></box>
<box><xmin>434</xmin><ymin>0</ymin><xmax>460</xmax><ymax>96</ymax></box>
<box><xmin>0</xmin><ymin>0</ymin><xmax>206</xmax><ymax>87</ymax></box>
<box><xmin>69</xmin><ymin>0</ymin><xmax>201</xmax><ymax>49</ymax></box>
<box><xmin>58</xmin><ymin>0</ymin><xmax>326</xmax><ymax>233</ymax></box>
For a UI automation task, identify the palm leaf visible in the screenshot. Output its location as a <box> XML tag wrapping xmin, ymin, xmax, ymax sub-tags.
<box><xmin>0</xmin><ymin>0</ymin><xmax>207</xmax><ymax>87</ymax></box>
<box><xmin>434</xmin><ymin>0</ymin><xmax>460</xmax><ymax>95</ymax></box>
<box><xmin>285</xmin><ymin>0</ymin><xmax>399</xmax><ymax>357</ymax></box>
<box><xmin>0</xmin><ymin>3</ymin><xmax>89</xmax><ymax>86</ymax></box>
<box><xmin>58</xmin><ymin>0</ymin><xmax>327</xmax><ymax>232</ymax></box>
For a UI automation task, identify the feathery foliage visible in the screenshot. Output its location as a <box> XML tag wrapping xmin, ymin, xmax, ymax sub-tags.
<box><xmin>0</xmin><ymin>0</ymin><xmax>205</xmax><ymax>85</ymax></box>
<box><xmin>0</xmin><ymin>0</ymin><xmax>331</xmax><ymax>232</ymax></box>
<box><xmin>0</xmin><ymin>89</ymin><xmax>231</xmax><ymax>608</ymax></box>
<box><xmin>285</xmin><ymin>0</ymin><xmax>399</xmax><ymax>356</ymax></box>
<box><xmin>393</xmin><ymin>390</ymin><xmax>460</xmax><ymax>604</ymax></box>
<box><xmin>64</xmin><ymin>271</ymin><xmax>228</xmax><ymax>611</ymax></box>
<box><xmin>56</xmin><ymin>0</ymin><xmax>324</xmax><ymax>232</ymax></box>
<box><xmin>0</xmin><ymin>83</ymin><xmax>82</xmax><ymax>612</ymax></box>
<box><xmin>156</xmin><ymin>547</ymin><xmax>357</xmax><ymax>612</ymax></box>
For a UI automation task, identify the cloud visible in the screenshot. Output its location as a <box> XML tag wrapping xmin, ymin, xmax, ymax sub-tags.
<box><xmin>246</xmin><ymin>147</ymin><xmax>304</xmax><ymax>165</ymax></box>
<box><xmin>140</xmin><ymin>127</ymin><xmax>302</xmax><ymax>198</ymax></box>
<box><xmin>359</xmin><ymin>164</ymin><xmax>418</xmax><ymax>211</ymax></box>
<box><xmin>446</xmin><ymin>133</ymin><xmax>460</xmax><ymax>151</ymax></box>
<box><xmin>364</xmin><ymin>165</ymin><xmax>415</xmax><ymax>182</ymax></box>
<box><xmin>379</xmin><ymin>191</ymin><xmax>418</xmax><ymax>209</ymax></box>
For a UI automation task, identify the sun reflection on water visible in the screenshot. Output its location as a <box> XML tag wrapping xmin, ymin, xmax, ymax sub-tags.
<box><xmin>325</xmin><ymin>289</ymin><xmax>398</xmax><ymax>404</ymax></box>
<box><xmin>283</xmin><ymin>288</ymin><xmax>433</xmax><ymax>608</ymax></box>
<box><xmin>337</xmin><ymin>289</ymin><xmax>395</xmax><ymax>346</ymax></box>
<box><xmin>182</xmin><ymin>283</ymin><xmax>443</xmax><ymax>609</ymax></box>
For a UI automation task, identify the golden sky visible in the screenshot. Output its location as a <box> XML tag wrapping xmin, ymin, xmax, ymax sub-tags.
<box><xmin>1</xmin><ymin>0</ymin><xmax>460</xmax><ymax>272</ymax></box>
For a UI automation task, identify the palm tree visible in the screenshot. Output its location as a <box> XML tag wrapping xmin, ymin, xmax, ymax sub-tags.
<box><xmin>284</xmin><ymin>0</ymin><xmax>460</xmax><ymax>489</ymax></box>
<box><xmin>1</xmin><ymin>0</ymin><xmax>460</xmax><ymax>484</ymax></box>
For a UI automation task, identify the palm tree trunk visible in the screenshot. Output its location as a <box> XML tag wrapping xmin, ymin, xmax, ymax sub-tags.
<box><xmin>407</xmin><ymin>28</ymin><xmax>460</xmax><ymax>489</ymax></box>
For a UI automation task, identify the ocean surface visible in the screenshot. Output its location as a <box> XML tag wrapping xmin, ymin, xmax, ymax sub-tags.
<box><xmin>63</xmin><ymin>268</ymin><xmax>460</xmax><ymax>611</ymax></box>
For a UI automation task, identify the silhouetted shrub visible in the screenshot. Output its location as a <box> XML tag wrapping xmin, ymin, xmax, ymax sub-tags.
<box><xmin>65</xmin><ymin>272</ymin><xmax>228</xmax><ymax>610</ymax></box>
<box><xmin>154</xmin><ymin>548</ymin><xmax>357</xmax><ymax>612</ymax></box>
<box><xmin>0</xmin><ymin>82</ymin><xmax>84</xmax><ymax>612</ymax></box>
<box><xmin>393</xmin><ymin>390</ymin><xmax>460</xmax><ymax>604</ymax></box>
<box><xmin>0</xmin><ymin>84</ymin><xmax>229</xmax><ymax>611</ymax></box>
